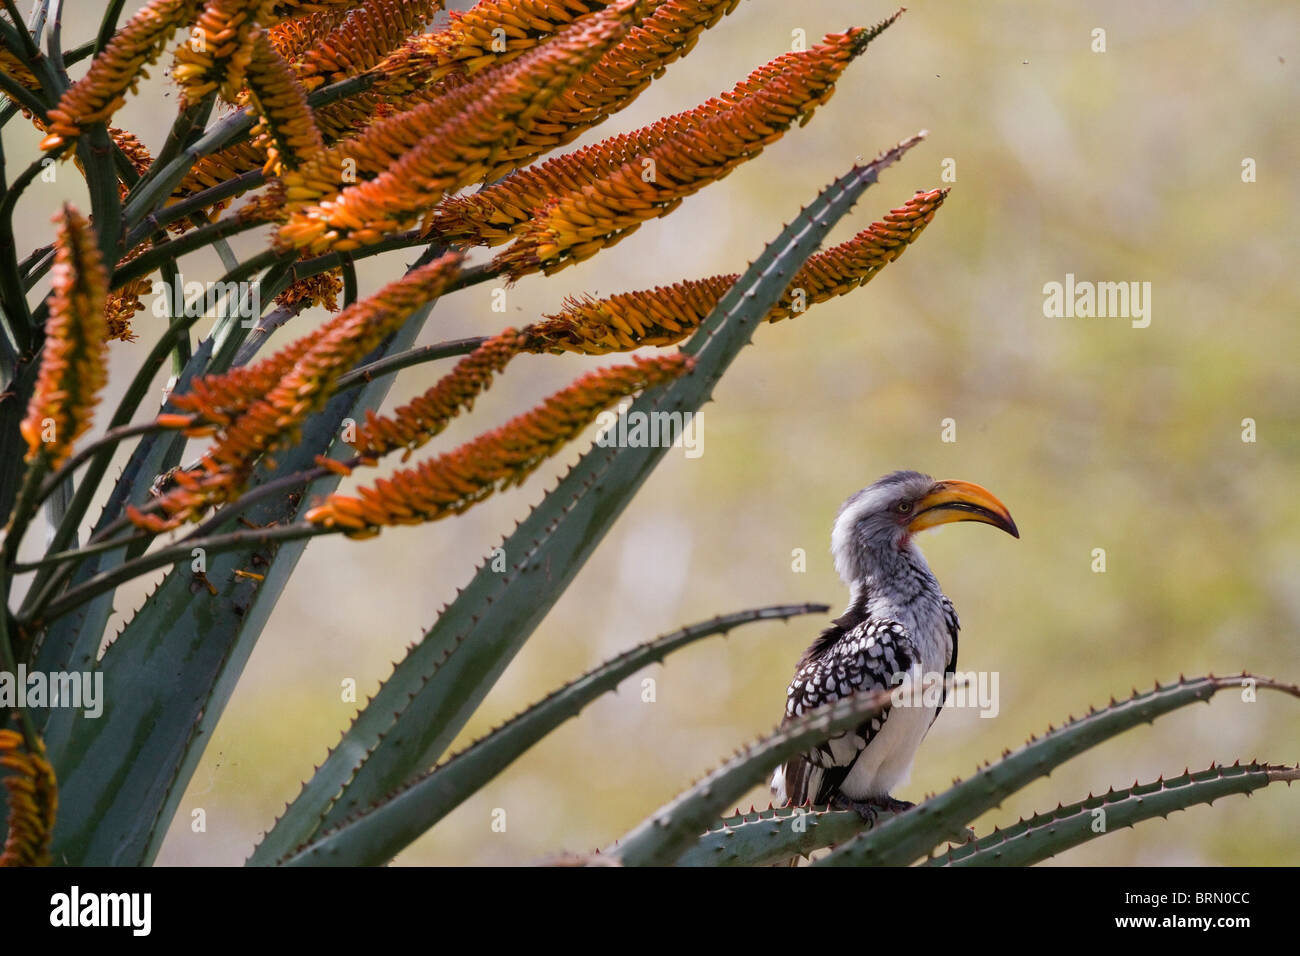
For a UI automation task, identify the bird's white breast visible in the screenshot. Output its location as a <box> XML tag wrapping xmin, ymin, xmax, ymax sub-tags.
<box><xmin>838</xmin><ymin>589</ymin><xmax>952</xmax><ymax>800</ymax></box>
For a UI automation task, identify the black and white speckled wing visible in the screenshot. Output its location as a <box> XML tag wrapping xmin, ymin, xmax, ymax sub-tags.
<box><xmin>774</xmin><ymin>615</ymin><xmax>917</xmax><ymax>807</ymax></box>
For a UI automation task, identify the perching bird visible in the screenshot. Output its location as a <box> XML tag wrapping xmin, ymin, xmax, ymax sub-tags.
<box><xmin>771</xmin><ymin>470</ymin><xmax>1019</xmax><ymax>820</ymax></box>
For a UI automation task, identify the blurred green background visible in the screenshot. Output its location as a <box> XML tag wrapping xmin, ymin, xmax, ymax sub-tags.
<box><xmin>6</xmin><ymin>1</ymin><xmax>1297</xmax><ymax>864</ymax></box>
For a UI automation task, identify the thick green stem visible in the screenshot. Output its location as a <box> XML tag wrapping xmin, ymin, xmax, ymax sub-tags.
<box><xmin>124</xmin><ymin>168</ymin><xmax>265</xmax><ymax>249</ymax></box>
<box><xmin>333</xmin><ymin>337</ymin><xmax>487</xmax><ymax>392</ymax></box>
<box><xmin>0</xmin><ymin>563</ymin><xmax>39</xmax><ymax>748</ymax></box>
<box><xmin>94</xmin><ymin>0</ymin><xmax>128</xmax><ymax>54</ymax></box>
<box><xmin>0</xmin><ymin>154</ymin><xmax>45</xmax><ymax>349</ymax></box>
<box><xmin>1</xmin><ymin>457</ymin><xmax>46</xmax><ymax>570</ymax></box>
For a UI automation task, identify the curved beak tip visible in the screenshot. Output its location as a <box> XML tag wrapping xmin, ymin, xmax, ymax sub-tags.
<box><xmin>909</xmin><ymin>479</ymin><xmax>1020</xmax><ymax>540</ymax></box>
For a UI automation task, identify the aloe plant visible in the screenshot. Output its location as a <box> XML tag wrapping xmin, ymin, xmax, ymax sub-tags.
<box><xmin>0</xmin><ymin>1</ymin><xmax>1294</xmax><ymax>869</ymax></box>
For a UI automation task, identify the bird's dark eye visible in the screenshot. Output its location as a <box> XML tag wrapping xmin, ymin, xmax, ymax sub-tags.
<box><xmin>895</xmin><ymin>500</ymin><xmax>912</xmax><ymax>514</ymax></box>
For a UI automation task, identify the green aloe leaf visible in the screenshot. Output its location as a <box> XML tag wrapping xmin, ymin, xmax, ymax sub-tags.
<box><xmin>812</xmin><ymin>674</ymin><xmax>1300</xmax><ymax>867</ymax></box>
<box><xmin>41</xmin><ymin>299</ymin><xmax>443</xmax><ymax>866</ymax></box>
<box><xmin>927</xmin><ymin>762</ymin><xmax>1298</xmax><ymax>867</ymax></box>
<box><xmin>29</xmin><ymin>341</ymin><xmax>211</xmax><ymax>687</ymax></box>
<box><xmin>675</xmin><ymin>806</ymin><xmax>873</xmax><ymax>867</ymax></box>
<box><xmin>276</xmin><ymin>603</ymin><xmax>827</xmax><ymax>866</ymax></box>
<box><xmin>607</xmin><ymin>686</ymin><xmax>896</xmax><ymax>866</ymax></box>
<box><xmin>672</xmin><ymin>804</ymin><xmax>975</xmax><ymax>867</ymax></box>
<box><xmin>251</xmin><ymin>134</ymin><xmax>927</xmax><ymax>865</ymax></box>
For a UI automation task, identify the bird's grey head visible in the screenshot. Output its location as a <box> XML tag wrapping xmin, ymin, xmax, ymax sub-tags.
<box><xmin>830</xmin><ymin>470</ymin><xmax>1019</xmax><ymax>591</ymax></box>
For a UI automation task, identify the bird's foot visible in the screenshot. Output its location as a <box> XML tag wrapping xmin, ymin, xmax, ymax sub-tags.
<box><xmin>873</xmin><ymin>796</ymin><xmax>916</xmax><ymax>815</ymax></box>
<box><xmin>830</xmin><ymin>793</ymin><xmax>915</xmax><ymax>824</ymax></box>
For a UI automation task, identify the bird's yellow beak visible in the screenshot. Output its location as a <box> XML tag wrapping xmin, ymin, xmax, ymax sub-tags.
<box><xmin>907</xmin><ymin>479</ymin><xmax>1020</xmax><ymax>539</ymax></box>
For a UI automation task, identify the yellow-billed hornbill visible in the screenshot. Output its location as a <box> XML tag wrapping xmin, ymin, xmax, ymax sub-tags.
<box><xmin>772</xmin><ymin>470</ymin><xmax>1019</xmax><ymax>820</ymax></box>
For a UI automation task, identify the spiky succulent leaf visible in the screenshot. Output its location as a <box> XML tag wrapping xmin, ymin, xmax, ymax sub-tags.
<box><xmin>275</xmin><ymin>603</ymin><xmax>827</xmax><ymax>865</ymax></box>
<box><xmin>251</xmin><ymin>137</ymin><xmax>926</xmax><ymax>865</ymax></box>
<box><xmin>675</xmin><ymin>805</ymin><xmax>873</xmax><ymax>867</ymax></box>
<box><xmin>925</xmin><ymin>762</ymin><xmax>1299</xmax><ymax>867</ymax></box>
<box><xmin>30</xmin><ymin>347</ymin><xmax>210</xmax><ymax>691</ymax></box>
<box><xmin>812</xmin><ymin>674</ymin><xmax>1300</xmax><ymax>867</ymax></box>
<box><xmin>673</xmin><ymin>803</ymin><xmax>976</xmax><ymax>867</ymax></box>
<box><xmin>608</xmin><ymin>686</ymin><xmax>896</xmax><ymax>866</ymax></box>
<box><xmin>41</xmin><ymin>300</ymin><xmax>443</xmax><ymax>866</ymax></box>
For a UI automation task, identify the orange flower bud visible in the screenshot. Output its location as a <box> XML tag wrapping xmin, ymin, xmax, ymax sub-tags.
<box><xmin>19</xmin><ymin>206</ymin><xmax>111</xmax><ymax>469</ymax></box>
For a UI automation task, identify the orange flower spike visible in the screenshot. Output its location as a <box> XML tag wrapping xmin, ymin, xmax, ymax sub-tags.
<box><xmin>266</xmin><ymin>6</ymin><xmax>349</xmax><ymax>62</ymax></box>
<box><xmin>180</xmin><ymin>143</ymin><xmax>266</xmax><ymax>192</ymax></box>
<box><xmin>284</xmin><ymin>73</ymin><xmax>484</xmax><ymax>206</ymax></box>
<box><xmin>40</xmin><ymin>0</ymin><xmax>203</xmax><ymax>156</ymax></box>
<box><xmin>325</xmin><ymin>0</ymin><xmax>607</xmax><ymax>141</ymax></box>
<box><xmin>432</xmin><ymin>122</ymin><xmax>665</xmax><ymax>246</ymax></box>
<box><xmin>168</xmin><ymin>334</ymin><xmax>314</xmax><ymax>426</ymax></box>
<box><xmin>437</xmin><ymin>13</ymin><xmax>901</xmax><ymax>249</ymax></box>
<box><xmin>0</xmin><ymin>730</ymin><xmax>58</xmax><ymax>868</ymax></box>
<box><xmin>248</xmin><ymin>251</ymin><xmax>463</xmax><ymax>426</ymax></box>
<box><xmin>19</xmin><ymin>206</ymin><xmax>111</xmax><ymax>469</ymax></box>
<box><xmin>518</xmin><ymin>187</ymin><xmax>948</xmax><ymax>354</ymax></box>
<box><xmin>0</xmin><ymin>47</ymin><xmax>42</xmax><ymax>96</ymax></box>
<box><xmin>140</xmin><ymin>252</ymin><xmax>464</xmax><ymax>527</ymax></box>
<box><xmin>173</xmin><ymin>0</ymin><xmax>277</xmax><ymax>106</ymax></box>
<box><xmin>481</xmin><ymin>0</ymin><xmax>742</xmax><ymax>178</ymax></box>
<box><xmin>491</xmin><ymin>17</ymin><xmax>902</xmax><ymax>276</ymax></box>
<box><xmin>295</xmin><ymin>0</ymin><xmax>444</xmax><ymax>91</ymax></box>
<box><xmin>768</xmin><ymin>187</ymin><xmax>949</xmax><ymax>320</ymax></box>
<box><xmin>244</xmin><ymin>30</ymin><xmax>324</xmax><ymax>175</ymax></box>
<box><xmin>521</xmin><ymin>276</ymin><xmax>736</xmax><ymax>355</ymax></box>
<box><xmin>371</xmin><ymin>0</ymin><xmax>611</xmax><ymax>97</ymax></box>
<box><xmin>350</xmin><ymin>330</ymin><xmax>527</xmax><ymax>461</ymax></box>
<box><xmin>277</xmin><ymin>2</ymin><xmax>642</xmax><ymax>254</ymax></box>
<box><xmin>307</xmin><ymin>352</ymin><xmax>692</xmax><ymax>536</ymax></box>
<box><xmin>156</xmin><ymin>413</ymin><xmax>201</xmax><ymax>430</ymax></box>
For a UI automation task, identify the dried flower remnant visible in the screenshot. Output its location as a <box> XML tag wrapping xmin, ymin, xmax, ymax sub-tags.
<box><xmin>109</xmin><ymin>126</ymin><xmax>154</xmax><ymax>180</ymax></box>
<box><xmin>236</xmin><ymin>178</ymin><xmax>291</xmax><ymax>225</ymax></box>
<box><xmin>275</xmin><ymin>270</ymin><xmax>344</xmax><ymax>313</ymax></box>
<box><xmin>104</xmin><ymin>244</ymin><xmax>153</xmax><ymax>342</ymax></box>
